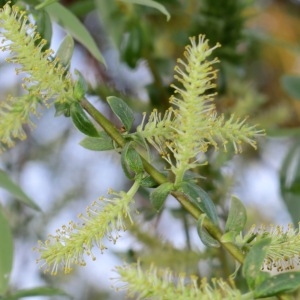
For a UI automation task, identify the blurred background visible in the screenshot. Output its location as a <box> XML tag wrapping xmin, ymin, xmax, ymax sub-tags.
<box><xmin>1</xmin><ymin>0</ymin><xmax>300</xmax><ymax>299</ymax></box>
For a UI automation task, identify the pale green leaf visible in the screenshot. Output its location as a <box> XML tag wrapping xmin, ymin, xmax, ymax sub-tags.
<box><xmin>178</xmin><ymin>181</ymin><xmax>218</xmax><ymax>225</ymax></box>
<box><xmin>280</xmin><ymin>142</ymin><xmax>300</xmax><ymax>226</ymax></box>
<box><xmin>107</xmin><ymin>96</ymin><xmax>135</xmax><ymax>132</ymax></box>
<box><xmin>35</xmin><ymin>0</ymin><xmax>58</xmax><ymax>10</ymax></box>
<box><xmin>55</xmin><ymin>35</ymin><xmax>74</xmax><ymax>68</ymax></box>
<box><xmin>254</xmin><ymin>272</ymin><xmax>300</xmax><ymax>298</ymax></box>
<box><xmin>225</xmin><ymin>196</ymin><xmax>247</xmax><ymax>233</ymax></box>
<box><xmin>34</xmin><ymin>8</ymin><xmax>52</xmax><ymax>49</ymax></box>
<box><xmin>150</xmin><ymin>182</ymin><xmax>173</xmax><ymax>211</ymax></box>
<box><xmin>0</xmin><ymin>206</ymin><xmax>13</xmax><ymax>295</ymax></box>
<box><xmin>119</xmin><ymin>0</ymin><xmax>170</xmax><ymax>21</ymax></box>
<box><xmin>70</xmin><ymin>102</ymin><xmax>99</xmax><ymax>137</ymax></box>
<box><xmin>45</xmin><ymin>3</ymin><xmax>106</xmax><ymax>65</ymax></box>
<box><xmin>139</xmin><ymin>175</ymin><xmax>158</xmax><ymax>188</ymax></box>
<box><xmin>242</xmin><ymin>238</ymin><xmax>271</xmax><ymax>290</ymax></box>
<box><xmin>73</xmin><ymin>69</ymin><xmax>88</xmax><ymax>100</ymax></box>
<box><xmin>220</xmin><ymin>231</ymin><xmax>235</xmax><ymax>243</ymax></box>
<box><xmin>121</xmin><ymin>143</ymin><xmax>144</xmax><ymax>178</ymax></box>
<box><xmin>4</xmin><ymin>286</ymin><xmax>71</xmax><ymax>299</ymax></box>
<box><xmin>281</xmin><ymin>75</ymin><xmax>300</xmax><ymax>100</ymax></box>
<box><xmin>196</xmin><ymin>214</ymin><xmax>220</xmax><ymax>248</ymax></box>
<box><xmin>80</xmin><ymin>134</ymin><xmax>114</xmax><ymax>151</ymax></box>
<box><xmin>0</xmin><ymin>169</ymin><xmax>40</xmax><ymax>211</ymax></box>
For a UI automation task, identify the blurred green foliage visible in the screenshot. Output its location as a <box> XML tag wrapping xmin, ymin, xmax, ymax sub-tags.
<box><xmin>1</xmin><ymin>0</ymin><xmax>300</xmax><ymax>299</ymax></box>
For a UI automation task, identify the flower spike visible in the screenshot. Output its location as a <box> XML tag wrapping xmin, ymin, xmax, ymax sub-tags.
<box><xmin>35</xmin><ymin>181</ymin><xmax>140</xmax><ymax>274</ymax></box>
<box><xmin>137</xmin><ymin>35</ymin><xmax>263</xmax><ymax>184</ymax></box>
<box><xmin>114</xmin><ymin>263</ymin><xmax>242</xmax><ymax>300</ymax></box>
<box><xmin>0</xmin><ymin>3</ymin><xmax>74</xmax><ymax>151</ymax></box>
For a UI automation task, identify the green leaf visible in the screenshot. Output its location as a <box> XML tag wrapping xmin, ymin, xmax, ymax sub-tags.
<box><xmin>73</xmin><ymin>69</ymin><xmax>88</xmax><ymax>100</ymax></box>
<box><xmin>242</xmin><ymin>238</ymin><xmax>271</xmax><ymax>290</ymax></box>
<box><xmin>281</xmin><ymin>75</ymin><xmax>300</xmax><ymax>100</ymax></box>
<box><xmin>196</xmin><ymin>214</ymin><xmax>220</xmax><ymax>248</ymax></box>
<box><xmin>119</xmin><ymin>0</ymin><xmax>170</xmax><ymax>21</ymax></box>
<box><xmin>225</xmin><ymin>196</ymin><xmax>247</xmax><ymax>233</ymax></box>
<box><xmin>0</xmin><ymin>0</ymin><xmax>17</xmax><ymax>7</ymax></box>
<box><xmin>45</xmin><ymin>2</ymin><xmax>106</xmax><ymax>65</ymax></box>
<box><xmin>70</xmin><ymin>102</ymin><xmax>99</xmax><ymax>137</ymax></box>
<box><xmin>121</xmin><ymin>20</ymin><xmax>144</xmax><ymax>68</ymax></box>
<box><xmin>220</xmin><ymin>231</ymin><xmax>236</xmax><ymax>243</ymax></box>
<box><xmin>0</xmin><ymin>169</ymin><xmax>40</xmax><ymax>211</ymax></box>
<box><xmin>254</xmin><ymin>272</ymin><xmax>300</xmax><ymax>298</ymax></box>
<box><xmin>79</xmin><ymin>133</ymin><xmax>114</xmax><ymax>151</ymax></box>
<box><xmin>54</xmin><ymin>102</ymin><xmax>71</xmax><ymax>117</ymax></box>
<box><xmin>66</xmin><ymin>0</ymin><xmax>95</xmax><ymax>18</ymax></box>
<box><xmin>35</xmin><ymin>0</ymin><xmax>58</xmax><ymax>10</ymax></box>
<box><xmin>121</xmin><ymin>143</ymin><xmax>144</xmax><ymax>179</ymax></box>
<box><xmin>107</xmin><ymin>96</ymin><xmax>135</xmax><ymax>132</ymax></box>
<box><xmin>0</xmin><ymin>206</ymin><xmax>13</xmax><ymax>295</ymax></box>
<box><xmin>131</xmin><ymin>133</ymin><xmax>151</xmax><ymax>161</ymax></box>
<box><xmin>178</xmin><ymin>181</ymin><xmax>218</xmax><ymax>225</ymax></box>
<box><xmin>150</xmin><ymin>182</ymin><xmax>173</xmax><ymax>211</ymax></box>
<box><xmin>126</xmin><ymin>144</ymin><xmax>144</xmax><ymax>174</ymax></box>
<box><xmin>280</xmin><ymin>142</ymin><xmax>300</xmax><ymax>226</ymax></box>
<box><xmin>139</xmin><ymin>175</ymin><xmax>158</xmax><ymax>188</ymax></box>
<box><xmin>33</xmin><ymin>8</ymin><xmax>52</xmax><ymax>50</ymax></box>
<box><xmin>94</xmin><ymin>0</ymin><xmax>126</xmax><ymax>49</ymax></box>
<box><xmin>121</xmin><ymin>144</ymin><xmax>134</xmax><ymax>180</ymax></box>
<box><xmin>55</xmin><ymin>35</ymin><xmax>74</xmax><ymax>68</ymax></box>
<box><xmin>3</xmin><ymin>286</ymin><xmax>71</xmax><ymax>300</ymax></box>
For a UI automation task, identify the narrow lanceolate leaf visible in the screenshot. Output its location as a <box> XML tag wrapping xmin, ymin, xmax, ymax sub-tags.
<box><xmin>225</xmin><ymin>196</ymin><xmax>247</xmax><ymax>233</ymax></box>
<box><xmin>119</xmin><ymin>0</ymin><xmax>170</xmax><ymax>21</ymax></box>
<box><xmin>79</xmin><ymin>133</ymin><xmax>114</xmax><ymax>151</ymax></box>
<box><xmin>0</xmin><ymin>169</ymin><xmax>40</xmax><ymax>211</ymax></box>
<box><xmin>70</xmin><ymin>102</ymin><xmax>99</xmax><ymax>137</ymax></box>
<box><xmin>55</xmin><ymin>35</ymin><xmax>74</xmax><ymax>68</ymax></box>
<box><xmin>121</xmin><ymin>143</ymin><xmax>144</xmax><ymax>179</ymax></box>
<box><xmin>3</xmin><ymin>286</ymin><xmax>71</xmax><ymax>300</ymax></box>
<box><xmin>281</xmin><ymin>75</ymin><xmax>300</xmax><ymax>100</ymax></box>
<box><xmin>139</xmin><ymin>175</ymin><xmax>158</xmax><ymax>188</ymax></box>
<box><xmin>126</xmin><ymin>147</ymin><xmax>144</xmax><ymax>174</ymax></box>
<box><xmin>254</xmin><ymin>272</ymin><xmax>300</xmax><ymax>298</ymax></box>
<box><xmin>178</xmin><ymin>181</ymin><xmax>218</xmax><ymax>225</ymax></box>
<box><xmin>73</xmin><ymin>70</ymin><xmax>88</xmax><ymax>100</ymax></box>
<box><xmin>35</xmin><ymin>0</ymin><xmax>59</xmax><ymax>10</ymax></box>
<box><xmin>45</xmin><ymin>2</ymin><xmax>106</xmax><ymax>65</ymax></box>
<box><xmin>150</xmin><ymin>182</ymin><xmax>173</xmax><ymax>211</ymax></box>
<box><xmin>0</xmin><ymin>206</ymin><xmax>13</xmax><ymax>295</ymax></box>
<box><xmin>54</xmin><ymin>102</ymin><xmax>72</xmax><ymax>117</ymax></box>
<box><xmin>220</xmin><ymin>231</ymin><xmax>236</xmax><ymax>243</ymax></box>
<box><xmin>34</xmin><ymin>9</ymin><xmax>52</xmax><ymax>50</ymax></box>
<box><xmin>242</xmin><ymin>238</ymin><xmax>271</xmax><ymax>290</ymax></box>
<box><xmin>197</xmin><ymin>214</ymin><xmax>220</xmax><ymax>248</ymax></box>
<box><xmin>280</xmin><ymin>142</ymin><xmax>300</xmax><ymax>226</ymax></box>
<box><xmin>107</xmin><ymin>96</ymin><xmax>135</xmax><ymax>132</ymax></box>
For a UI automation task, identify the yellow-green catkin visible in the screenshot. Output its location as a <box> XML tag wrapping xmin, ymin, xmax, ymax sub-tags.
<box><xmin>249</xmin><ymin>224</ymin><xmax>300</xmax><ymax>273</ymax></box>
<box><xmin>35</xmin><ymin>181</ymin><xmax>140</xmax><ymax>275</ymax></box>
<box><xmin>169</xmin><ymin>35</ymin><xmax>221</xmax><ymax>183</ymax></box>
<box><xmin>169</xmin><ymin>35</ymin><xmax>263</xmax><ymax>184</ymax></box>
<box><xmin>114</xmin><ymin>263</ymin><xmax>243</xmax><ymax>300</ymax></box>
<box><xmin>137</xmin><ymin>35</ymin><xmax>263</xmax><ymax>185</ymax></box>
<box><xmin>0</xmin><ymin>4</ymin><xmax>74</xmax><ymax>151</ymax></box>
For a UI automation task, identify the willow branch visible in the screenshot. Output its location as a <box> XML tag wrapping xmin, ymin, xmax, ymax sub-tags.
<box><xmin>80</xmin><ymin>97</ymin><xmax>245</xmax><ymax>264</ymax></box>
